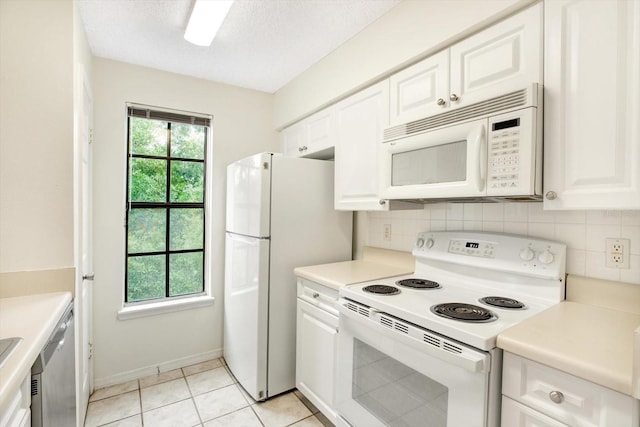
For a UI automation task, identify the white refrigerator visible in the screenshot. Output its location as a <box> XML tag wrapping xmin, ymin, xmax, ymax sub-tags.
<box><xmin>224</xmin><ymin>152</ymin><xmax>352</xmax><ymax>401</ymax></box>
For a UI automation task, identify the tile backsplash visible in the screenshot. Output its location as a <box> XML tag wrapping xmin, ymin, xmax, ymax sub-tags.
<box><xmin>364</xmin><ymin>203</ymin><xmax>640</xmax><ymax>285</ymax></box>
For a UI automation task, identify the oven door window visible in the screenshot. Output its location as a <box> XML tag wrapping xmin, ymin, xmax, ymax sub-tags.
<box><xmin>391</xmin><ymin>140</ymin><xmax>467</xmax><ymax>186</ymax></box>
<box><xmin>353</xmin><ymin>339</ymin><xmax>448</xmax><ymax>427</ymax></box>
<box><xmin>336</xmin><ymin>308</ymin><xmax>492</xmax><ymax>427</ymax></box>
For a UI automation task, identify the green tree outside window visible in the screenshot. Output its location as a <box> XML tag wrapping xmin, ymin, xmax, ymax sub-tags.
<box><xmin>125</xmin><ymin>109</ymin><xmax>209</xmax><ymax>303</ymax></box>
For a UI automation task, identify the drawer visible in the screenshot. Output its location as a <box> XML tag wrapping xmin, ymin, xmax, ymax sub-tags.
<box><xmin>502</xmin><ymin>353</ymin><xmax>639</xmax><ymax>427</ymax></box>
<box><xmin>297</xmin><ymin>278</ymin><xmax>339</xmax><ymax>315</ymax></box>
<box><xmin>502</xmin><ymin>396</ymin><xmax>568</xmax><ymax>427</ymax></box>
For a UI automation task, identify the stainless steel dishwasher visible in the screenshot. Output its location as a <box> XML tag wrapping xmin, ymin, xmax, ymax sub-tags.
<box><xmin>31</xmin><ymin>301</ymin><xmax>76</xmax><ymax>427</ymax></box>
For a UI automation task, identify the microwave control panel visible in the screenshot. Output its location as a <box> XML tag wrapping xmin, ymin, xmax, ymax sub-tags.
<box><xmin>487</xmin><ymin>109</ymin><xmax>537</xmax><ymax>195</ymax></box>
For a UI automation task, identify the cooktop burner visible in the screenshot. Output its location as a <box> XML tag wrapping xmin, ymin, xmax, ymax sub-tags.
<box><xmin>362</xmin><ymin>284</ymin><xmax>400</xmax><ymax>295</ymax></box>
<box><xmin>431</xmin><ymin>303</ymin><xmax>497</xmax><ymax>322</ymax></box>
<box><xmin>396</xmin><ymin>278</ymin><xmax>441</xmax><ymax>289</ymax></box>
<box><xmin>480</xmin><ymin>296</ymin><xmax>526</xmax><ymax>309</ymax></box>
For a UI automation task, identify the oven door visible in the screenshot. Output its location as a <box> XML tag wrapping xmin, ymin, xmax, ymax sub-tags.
<box><xmin>379</xmin><ymin>118</ymin><xmax>487</xmax><ymax>200</ymax></box>
<box><xmin>335</xmin><ymin>300</ymin><xmax>493</xmax><ymax>427</ymax></box>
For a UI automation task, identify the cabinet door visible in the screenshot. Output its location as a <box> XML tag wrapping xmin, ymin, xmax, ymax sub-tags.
<box><xmin>334</xmin><ymin>80</ymin><xmax>390</xmax><ymax>210</ymax></box>
<box><xmin>305</xmin><ymin>108</ymin><xmax>334</xmax><ymax>159</ymax></box>
<box><xmin>543</xmin><ymin>0</ymin><xmax>640</xmax><ymax>209</ymax></box>
<box><xmin>389</xmin><ymin>50</ymin><xmax>450</xmax><ymax>125</ymax></box>
<box><xmin>296</xmin><ymin>299</ymin><xmax>338</xmax><ymax>423</ymax></box>
<box><xmin>282</xmin><ymin>121</ymin><xmax>307</xmax><ymax>157</ymax></box>
<box><xmin>282</xmin><ymin>109</ymin><xmax>335</xmax><ymax>159</ymax></box>
<box><xmin>449</xmin><ymin>3</ymin><xmax>542</xmax><ymax>108</ymax></box>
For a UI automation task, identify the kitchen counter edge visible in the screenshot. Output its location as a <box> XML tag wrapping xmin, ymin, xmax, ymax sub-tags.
<box><xmin>294</xmin><ymin>246</ymin><xmax>415</xmax><ymax>290</ymax></box>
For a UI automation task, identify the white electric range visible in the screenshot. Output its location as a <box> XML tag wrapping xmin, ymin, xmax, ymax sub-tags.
<box><xmin>334</xmin><ymin>231</ymin><xmax>566</xmax><ymax>427</ymax></box>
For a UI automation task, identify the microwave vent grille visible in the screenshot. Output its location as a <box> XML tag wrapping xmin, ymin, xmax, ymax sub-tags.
<box><xmin>384</xmin><ymin>87</ymin><xmax>530</xmax><ymax>141</ymax></box>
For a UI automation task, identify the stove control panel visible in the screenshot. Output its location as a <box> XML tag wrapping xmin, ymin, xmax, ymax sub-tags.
<box><xmin>413</xmin><ymin>231</ymin><xmax>566</xmax><ymax>281</ymax></box>
<box><xmin>448</xmin><ymin>239</ymin><xmax>496</xmax><ymax>258</ymax></box>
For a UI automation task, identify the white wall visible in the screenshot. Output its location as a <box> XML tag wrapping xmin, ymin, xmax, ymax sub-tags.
<box><xmin>0</xmin><ymin>0</ymin><xmax>74</xmax><ymax>273</ymax></box>
<box><xmin>360</xmin><ymin>204</ymin><xmax>640</xmax><ymax>285</ymax></box>
<box><xmin>92</xmin><ymin>58</ymin><xmax>278</xmax><ymax>384</ymax></box>
<box><xmin>273</xmin><ymin>0</ymin><xmax>530</xmax><ymax>128</ymax></box>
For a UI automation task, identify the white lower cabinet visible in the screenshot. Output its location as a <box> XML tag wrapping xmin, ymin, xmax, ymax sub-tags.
<box><xmin>295</xmin><ymin>278</ymin><xmax>339</xmax><ymax>423</ymax></box>
<box><xmin>0</xmin><ymin>374</ymin><xmax>31</xmax><ymax>427</ymax></box>
<box><xmin>501</xmin><ymin>352</ymin><xmax>640</xmax><ymax>427</ymax></box>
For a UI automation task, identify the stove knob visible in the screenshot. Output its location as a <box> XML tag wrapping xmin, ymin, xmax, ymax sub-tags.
<box><xmin>416</xmin><ymin>238</ymin><xmax>425</xmax><ymax>248</ymax></box>
<box><xmin>519</xmin><ymin>247</ymin><xmax>535</xmax><ymax>261</ymax></box>
<box><xmin>538</xmin><ymin>250</ymin><xmax>554</xmax><ymax>265</ymax></box>
<box><xmin>426</xmin><ymin>238</ymin><xmax>434</xmax><ymax>248</ymax></box>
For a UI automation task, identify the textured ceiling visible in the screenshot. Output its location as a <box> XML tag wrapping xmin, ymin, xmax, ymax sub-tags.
<box><xmin>77</xmin><ymin>0</ymin><xmax>401</xmax><ymax>93</ymax></box>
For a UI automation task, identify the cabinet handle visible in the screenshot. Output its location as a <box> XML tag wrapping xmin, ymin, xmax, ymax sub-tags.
<box><xmin>549</xmin><ymin>390</ymin><xmax>564</xmax><ymax>404</ymax></box>
<box><xmin>379</xmin><ymin>200</ymin><xmax>387</xmax><ymax>205</ymax></box>
<box><xmin>312</xmin><ymin>292</ymin><xmax>320</xmax><ymax>298</ymax></box>
<box><xmin>302</xmin><ymin>145</ymin><xmax>308</xmax><ymax>151</ymax></box>
<box><xmin>436</xmin><ymin>98</ymin><xmax>446</xmax><ymax>106</ymax></box>
<box><xmin>545</xmin><ymin>191</ymin><xmax>558</xmax><ymax>200</ymax></box>
<box><xmin>298</xmin><ymin>146</ymin><xmax>304</xmax><ymax>152</ymax></box>
<box><xmin>450</xmin><ymin>93</ymin><xmax>459</xmax><ymax>102</ymax></box>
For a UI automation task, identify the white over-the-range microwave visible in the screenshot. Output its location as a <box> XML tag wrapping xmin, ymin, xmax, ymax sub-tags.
<box><xmin>379</xmin><ymin>84</ymin><xmax>543</xmax><ymax>202</ymax></box>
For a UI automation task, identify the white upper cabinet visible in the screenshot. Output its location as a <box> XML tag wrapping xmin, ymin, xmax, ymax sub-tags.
<box><xmin>282</xmin><ymin>107</ymin><xmax>334</xmax><ymax>159</ymax></box>
<box><xmin>543</xmin><ymin>0</ymin><xmax>640</xmax><ymax>210</ymax></box>
<box><xmin>333</xmin><ymin>81</ymin><xmax>422</xmax><ymax>211</ymax></box>
<box><xmin>449</xmin><ymin>3</ymin><xmax>542</xmax><ymax>109</ymax></box>
<box><xmin>334</xmin><ymin>81</ymin><xmax>396</xmax><ymax>211</ymax></box>
<box><xmin>389</xmin><ymin>3</ymin><xmax>542</xmax><ymax>126</ymax></box>
<box><xmin>389</xmin><ymin>50</ymin><xmax>450</xmax><ymax>125</ymax></box>
<box><xmin>282</xmin><ymin>121</ymin><xmax>306</xmax><ymax>157</ymax></box>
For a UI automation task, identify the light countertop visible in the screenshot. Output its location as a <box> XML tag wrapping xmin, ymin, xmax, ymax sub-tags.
<box><xmin>497</xmin><ymin>275</ymin><xmax>640</xmax><ymax>398</ymax></box>
<box><xmin>294</xmin><ymin>246</ymin><xmax>414</xmax><ymax>290</ymax></box>
<box><xmin>0</xmin><ymin>292</ymin><xmax>72</xmax><ymax>410</ymax></box>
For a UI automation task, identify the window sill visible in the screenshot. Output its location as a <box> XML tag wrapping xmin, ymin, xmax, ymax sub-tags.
<box><xmin>117</xmin><ymin>295</ymin><xmax>214</xmax><ymax>320</ymax></box>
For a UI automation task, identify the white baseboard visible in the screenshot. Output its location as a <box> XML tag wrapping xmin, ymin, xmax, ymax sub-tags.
<box><xmin>93</xmin><ymin>348</ymin><xmax>223</xmax><ymax>389</ymax></box>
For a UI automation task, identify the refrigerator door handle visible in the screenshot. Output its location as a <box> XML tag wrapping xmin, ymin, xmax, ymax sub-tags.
<box><xmin>226</xmin><ymin>232</ymin><xmax>270</xmax><ymax>242</ymax></box>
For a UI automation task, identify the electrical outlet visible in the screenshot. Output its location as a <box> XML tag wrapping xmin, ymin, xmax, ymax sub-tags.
<box><xmin>383</xmin><ymin>224</ymin><xmax>391</xmax><ymax>241</ymax></box>
<box><xmin>605</xmin><ymin>238</ymin><xmax>630</xmax><ymax>269</ymax></box>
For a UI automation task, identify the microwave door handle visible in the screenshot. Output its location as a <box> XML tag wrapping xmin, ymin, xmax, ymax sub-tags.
<box><xmin>476</xmin><ymin>124</ymin><xmax>487</xmax><ymax>192</ymax></box>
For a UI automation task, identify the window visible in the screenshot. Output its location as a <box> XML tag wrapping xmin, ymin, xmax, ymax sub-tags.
<box><xmin>125</xmin><ymin>105</ymin><xmax>210</xmax><ymax>303</ymax></box>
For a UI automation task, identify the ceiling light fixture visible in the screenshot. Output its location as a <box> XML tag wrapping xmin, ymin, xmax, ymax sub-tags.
<box><xmin>184</xmin><ymin>0</ymin><xmax>234</xmax><ymax>47</ymax></box>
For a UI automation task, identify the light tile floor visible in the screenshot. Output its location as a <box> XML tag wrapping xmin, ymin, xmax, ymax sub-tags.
<box><xmin>84</xmin><ymin>358</ymin><xmax>334</xmax><ymax>427</ymax></box>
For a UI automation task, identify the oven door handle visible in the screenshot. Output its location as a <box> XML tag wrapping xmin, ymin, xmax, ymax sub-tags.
<box><xmin>338</xmin><ymin>301</ymin><xmax>488</xmax><ymax>374</ymax></box>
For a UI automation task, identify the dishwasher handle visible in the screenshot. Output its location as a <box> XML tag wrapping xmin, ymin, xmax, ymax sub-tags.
<box><xmin>32</xmin><ymin>302</ymin><xmax>74</xmax><ymax>374</ymax></box>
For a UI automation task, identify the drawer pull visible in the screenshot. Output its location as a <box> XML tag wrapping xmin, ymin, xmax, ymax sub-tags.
<box><xmin>549</xmin><ymin>390</ymin><xmax>564</xmax><ymax>404</ymax></box>
<box><xmin>312</xmin><ymin>292</ymin><xmax>320</xmax><ymax>298</ymax></box>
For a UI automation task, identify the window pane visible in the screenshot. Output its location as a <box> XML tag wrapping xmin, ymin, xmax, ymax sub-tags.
<box><xmin>170</xmin><ymin>209</ymin><xmax>204</xmax><ymax>251</ymax></box>
<box><xmin>128</xmin><ymin>208</ymin><xmax>166</xmax><ymax>253</ymax></box>
<box><xmin>170</xmin><ymin>161</ymin><xmax>204</xmax><ymax>202</ymax></box>
<box><xmin>130</xmin><ymin>158</ymin><xmax>167</xmax><ymax>202</ymax></box>
<box><xmin>171</xmin><ymin>123</ymin><xmax>205</xmax><ymax>159</ymax></box>
<box><xmin>127</xmin><ymin>255</ymin><xmax>166</xmax><ymax>302</ymax></box>
<box><xmin>130</xmin><ymin>118</ymin><xmax>167</xmax><ymax>156</ymax></box>
<box><xmin>169</xmin><ymin>252</ymin><xmax>204</xmax><ymax>296</ymax></box>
